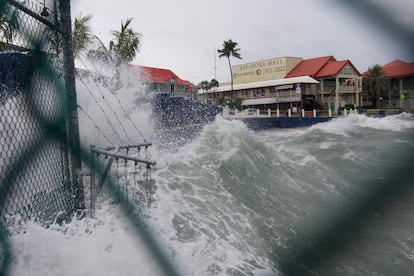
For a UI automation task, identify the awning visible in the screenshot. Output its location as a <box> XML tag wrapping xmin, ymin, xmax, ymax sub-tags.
<box><xmin>200</xmin><ymin>75</ymin><xmax>319</xmax><ymax>94</ymax></box>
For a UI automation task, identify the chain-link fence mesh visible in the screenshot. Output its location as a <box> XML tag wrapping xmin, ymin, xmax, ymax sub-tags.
<box><xmin>0</xmin><ymin>0</ymin><xmax>78</xmax><ymax>228</ymax></box>
<box><xmin>0</xmin><ymin>1</ymin><xmax>175</xmax><ymax>275</ymax></box>
<box><xmin>0</xmin><ymin>0</ymin><xmax>413</xmax><ymax>275</ymax></box>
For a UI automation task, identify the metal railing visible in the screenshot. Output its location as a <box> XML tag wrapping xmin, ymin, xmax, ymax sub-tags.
<box><xmin>89</xmin><ymin>144</ymin><xmax>156</xmax><ymax>211</ymax></box>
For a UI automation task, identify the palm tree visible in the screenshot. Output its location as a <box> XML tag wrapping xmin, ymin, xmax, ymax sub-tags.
<box><xmin>109</xmin><ymin>18</ymin><xmax>142</xmax><ymax>66</ymax></box>
<box><xmin>363</xmin><ymin>64</ymin><xmax>389</xmax><ymax>107</ymax></box>
<box><xmin>217</xmin><ymin>39</ymin><xmax>242</xmax><ymax>92</ymax></box>
<box><xmin>72</xmin><ymin>14</ymin><xmax>93</xmax><ymax>58</ymax></box>
<box><xmin>72</xmin><ymin>14</ymin><xmax>111</xmax><ymax>65</ymax></box>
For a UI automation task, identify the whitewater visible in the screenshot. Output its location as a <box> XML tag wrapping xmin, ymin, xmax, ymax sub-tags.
<box><xmin>7</xmin><ymin>72</ymin><xmax>414</xmax><ymax>275</ymax></box>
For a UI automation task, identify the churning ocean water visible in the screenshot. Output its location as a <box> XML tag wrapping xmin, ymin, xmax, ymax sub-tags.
<box><xmin>9</xmin><ymin>112</ymin><xmax>414</xmax><ymax>276</ymax></box>
<box><xmin>7</xmin><ymin>75</ymin><xmax>414</xmax><ymax>275</ymax></box>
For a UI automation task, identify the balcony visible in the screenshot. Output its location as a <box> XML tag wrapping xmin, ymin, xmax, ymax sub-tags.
<box><xmin>321</xmin><ymin>85</ymin><xmax>359</xmax><ymax>94</ymax></box>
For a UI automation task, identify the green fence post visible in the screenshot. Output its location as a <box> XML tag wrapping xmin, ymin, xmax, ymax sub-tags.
<box><xmin>58</xmin><ymin>0</ymin><xmax>85</xmax><ymax>210</ymax></box>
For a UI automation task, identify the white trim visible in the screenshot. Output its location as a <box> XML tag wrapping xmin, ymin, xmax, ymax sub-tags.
<box><xmin>199</xmin><ymin>76</ymin><xmax>319</xmax><ymax>94</ymax></box>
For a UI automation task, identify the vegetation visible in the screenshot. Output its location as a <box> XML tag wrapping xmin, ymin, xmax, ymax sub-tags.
<box><xmin>109</xmin><ymin>18</ymin><xmax>142</xmax><ymax>66</ymax></box>
<box><xmin>72</xmin><ymin>14</ymin><xmax>94</xmax><ymax>58</ymax></box>
<box><xmin>210</xmin><ymin>79</ymin><xmax>219</xmax><ymax>88</ymax></box>
<box><xmin>363</xmin><ymin>64</ymin><xmax>389</xmax><ymax>107</ymax></box>
<box><xmin>216</xmin><ymin>95</ymin><xmax>226</xmax><ymax>106</ymax></box>
<box><xmin>72</xmin><ymin>16</ymin><xmax>141</xmax><ymax>67</ymax></box>
<box><xmin>198</xmin><ymin>80</ymin><xmax>210</xmax><ymax>91</ymax></box>
<box><xmin>229</xmin><ymin>97</ymin><xmax>243</xmax><ymax>110</ymax></box>
<box><xmin>217</xmin><ymin>39</ymin><xmax>242</xmax><ymax>92</ymax></box>
<box><xmin>198</xmin><ymin>79</ymin><xmax>219</xmax><ymax>91</ymax></box>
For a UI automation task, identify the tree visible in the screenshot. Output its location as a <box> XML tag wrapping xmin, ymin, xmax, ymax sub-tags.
<box><xmin>72</xmin><ymin>14</ymin><xmax>93</xmax><ymax>58</ymax></box>
<box><xmin>217</xmin><ymin>39</ymin><xmax>242</xmax><ymax>92</ymax></box>
<box><xmin>198</xmin><ymin>79</ymin><xmax>219</xmax><ymax>91</ymax></box>
<box><xmin>363</xmin><ymin>64</ymin><xmax>389</xmax><ymax>107</ymax></box>
<box><xmin>198</xmin><ymin>80</ymin><xmax>210</xmax><ymax>91</ymax></box>
<box><xmin>230</xmin><ymin>97</ymin><xmax>243</xmax><ymax>110</ymax></box>
<box><xmin>109</xmin><ymin>18</ymin><xmax>142</xmax><ymax>66</ymax></box>
<box><xmin>217</xmin><ymin>95</ymin><xmax>226</xmax><ymax>106</ymax></box>
<box><xmin>210</xmin><ymin>78</ymin><xmax>219</xmax><ymax>88</ymax></box>
<box><xmin>72</xmin><ymin>14</ymin><xmax>112</xmax><ymax>65</ymax></box>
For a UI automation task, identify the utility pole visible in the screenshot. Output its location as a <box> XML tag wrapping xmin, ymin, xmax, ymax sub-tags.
<box><xmin>213</xmin><ymin>47</ymin><xmax>217</xmax><ymax>80</ymax></box>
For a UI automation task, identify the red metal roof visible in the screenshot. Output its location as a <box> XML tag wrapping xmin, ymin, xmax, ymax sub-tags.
<box><xmin>315</xmin><ymin>60</ymin><xmax>361</xmax><ymax>77</ymax></box>
<box><xmin>285</xmin><ymin>56</ymin><xmax>336</xmax><ymax>78</ymax></box>
<box><xmin>381</xmin><ymin>59</ymin><xmax>414</xmax><ymax>78</ymax></box>
<box><xmin>128</xmin><ymin>64</ymin><xmax>193</xmax><ymax>86</ymax></box>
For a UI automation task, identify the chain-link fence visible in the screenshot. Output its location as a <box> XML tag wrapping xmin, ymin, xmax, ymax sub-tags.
<box><xmin>0</xmin><ymin>1</ymin><xmax>174</xmax><ymax>275</ymax></box>
<box><xmin>0</xmin><ymin>0</ymin><xmax>413</xmax><ymax>275</ymax></box>
<box><xmin>0</xmin><ymin>0</ymin><xmax>82</xmax><ymax>234</ymax></box>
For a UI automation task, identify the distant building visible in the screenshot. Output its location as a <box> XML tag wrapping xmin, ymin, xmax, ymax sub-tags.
<box><xmin>286</xmin><ymin>56</ymin><xmax>362</xmax><ymax>112</ymax></box>
<box><xmin>199</xmin><ymin>55</ymin><xmax>362</xmax><ymax>113</ymax></box>
<box><xmin>128</xmin><ymin>65</ymin><xmax>195</xmax><ymax>98</ymax></box>
<box><xmin>371</xmin><ymin>60</ymin><xmax>414</xmax><ymax>111</ymax></box>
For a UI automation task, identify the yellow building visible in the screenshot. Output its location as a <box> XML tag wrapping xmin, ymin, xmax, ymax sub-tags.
<box><xmin>232</xmin><ymin>56</ymin><xmax>302</xmax><ymax>84</ymax></box>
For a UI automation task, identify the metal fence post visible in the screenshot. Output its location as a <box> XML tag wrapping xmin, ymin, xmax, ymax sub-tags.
<box><xmin>58</xmin><ymin>0</ymin><xmax>85</xmax><ymax>210</ymax></box>
<box><xmin>90</xmin><ymin>145</ymin><xmax>96</xmax><ymax>212</ymax></box>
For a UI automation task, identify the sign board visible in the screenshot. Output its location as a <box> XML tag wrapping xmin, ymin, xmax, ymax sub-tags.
<box><xmin>232</xmin><ymin>57</ymin><xmax>302</xmax><ymax>84</ymax></box>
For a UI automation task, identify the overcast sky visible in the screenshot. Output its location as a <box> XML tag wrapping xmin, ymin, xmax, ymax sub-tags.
<box><xmin>71</xmin><ymin>0</ymin><xmax>413</xmax><ymax>84</ymax></box>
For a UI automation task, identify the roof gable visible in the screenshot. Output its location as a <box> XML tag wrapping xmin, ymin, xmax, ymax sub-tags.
<box><xmin>286</xmin><ymin>56</ymin><xmax>336</xmax><ymax>78</ymax></box>
<box><xmin>316</xmin><ymin>60</ymin><xmax>361</xmax><ymax>77</ymax></box>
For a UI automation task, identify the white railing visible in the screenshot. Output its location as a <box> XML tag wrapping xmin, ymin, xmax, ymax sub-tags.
<box><xmin>223</xmin><ymin>107</ymin><xmax>333</xmax><ymax>119</ymax></box>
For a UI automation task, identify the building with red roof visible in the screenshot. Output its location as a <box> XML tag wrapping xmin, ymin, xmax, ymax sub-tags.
<box><xmin>287</xmin><ymin>56</ymin><xmax>362</xmax><ymax>112</ymax></box>
<box><xmin>199</xmin><ymin>55</ymin><xmax>364</xmax><ymax>113</ymax></box>
<box><xmin>285</xmin><ymin>56</ymin><xmax>335</xmax><ymax>78</ymax></box>
<box><xmin>364</xmin><ymin>60</ymin><xmax>414</xmax><ymax>110</ymax></box>
<box><xmin>128</xmin><ymin>64</ymin><xmax>194</xmax><ymax>98</ymax></box>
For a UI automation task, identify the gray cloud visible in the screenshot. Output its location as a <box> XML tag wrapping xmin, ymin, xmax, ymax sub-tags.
<box><xmin>72</xmin><ymin>0</ymin><xmax>412</xmax><ymax>84</ymax></box>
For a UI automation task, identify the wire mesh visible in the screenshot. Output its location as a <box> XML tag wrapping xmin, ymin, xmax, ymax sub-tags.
<box><xmin>0</xmin><ymin>1</ymin><xmax>177</xmax><ymax>275</ymax></box>
<box><xmin>0</xmin><ymin>1</ymin><xmax>77</xmax><ymax>229</ymax></box>
<box><xmin>0</xmin><ymin>0</ymin><xmax>413</xmax><ymax>275</ymax></box>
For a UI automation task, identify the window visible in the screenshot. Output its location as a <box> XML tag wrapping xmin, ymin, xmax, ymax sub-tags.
<box><xmin>252</xmin><ymin>89</ymin><xmax>264</xmax><ymax>97</ymax></box>
<box><xmin>403</xmin><ymin>77</ymin><xmax>414</xmax><ymax>90</ymax></box>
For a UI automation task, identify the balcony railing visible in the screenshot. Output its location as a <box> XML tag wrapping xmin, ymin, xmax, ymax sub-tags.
<box><xmin>319</xmin><ymin>85</ymin><xmax>359</xmax><ymax>93</ymax></box>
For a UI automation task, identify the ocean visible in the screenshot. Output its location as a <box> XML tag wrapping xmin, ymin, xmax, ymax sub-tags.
<box><xmin>7</xmin><ymin>74</ymin><xmax>414</xmax><ymax>275</ymax></box>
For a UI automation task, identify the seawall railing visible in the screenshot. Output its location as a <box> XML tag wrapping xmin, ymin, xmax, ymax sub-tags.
<box><xmin>223</xmin><ymin>107</ymin><xmax>404</xmax><ymax>119</ymax></box>
<box><xmin>89</xmin><ymin>144</ymin><xmax>156</xmax><ymax>211</ymax></box>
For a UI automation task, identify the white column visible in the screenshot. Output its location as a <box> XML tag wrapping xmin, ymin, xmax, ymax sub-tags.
<box><xmin>335</xmin><ymin>77</ymin><xmax>340</xmax><ymax>114</ymax></box>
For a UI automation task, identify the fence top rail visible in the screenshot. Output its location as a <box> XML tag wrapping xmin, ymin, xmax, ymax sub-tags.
<box><xmin>91</xmin><ymin>147</ymin><xmax>156</xmax><ymax>166</ymax></box>
<box><xmin>103</xmin><ymin>143</ymin><xmax>153</xmax><ymax>151</ymax></box>
<box><xmin>6</xmin><ymin>0</ymin><xmax>66</xmax><ymax>36</ymax></box>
